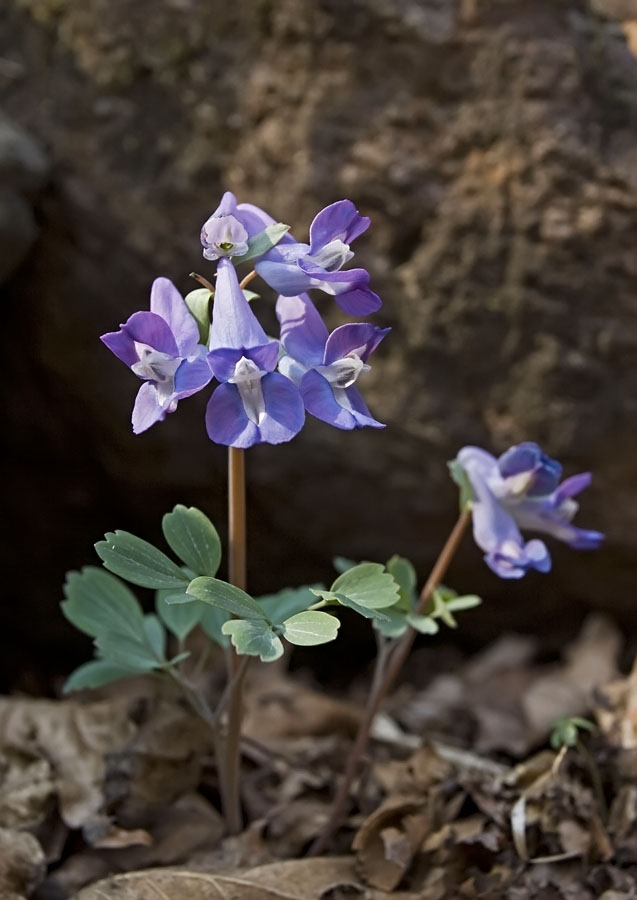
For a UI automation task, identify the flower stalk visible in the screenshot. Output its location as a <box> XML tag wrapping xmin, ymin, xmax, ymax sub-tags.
<box><xmin>308</xmin><ymin>507</ymin><xmax>471</xmax><ymax>856</ymax></box>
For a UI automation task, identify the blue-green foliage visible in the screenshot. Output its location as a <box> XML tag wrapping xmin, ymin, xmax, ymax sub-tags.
<box><xmin>62</xmin><ymin>506</ymin><xmax>482</xmax><ymax>693</ymax></box>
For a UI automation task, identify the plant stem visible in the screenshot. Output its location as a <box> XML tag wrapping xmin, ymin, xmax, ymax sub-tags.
<box><xmin>222</xmin><ymin>445</ymin><xmax>248</xmax><ymax>834</ymax></box>
<box><xmin>308</xmin><ymin>507</ymin><xmax>471</xmax><ymax>856</ymax></box>
<box><xmin>189</xmin><ymin>272</ymin><xmax>216</xmax><ymax>292</ymax></box>
<box><xmin>228</xmin><ymin>447</ymin><xmax>247</xmax><ymax>592</ymax></box>
<box><xmin>240</xmin><ymin>269</ymin><xmax>258</xmax><ymax>290</ymax></box>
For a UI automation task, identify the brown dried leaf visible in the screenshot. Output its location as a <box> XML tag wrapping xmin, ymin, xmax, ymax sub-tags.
<box><xmin>43</xmin><ymin>793</ymin><xmax>225</xmax><ymax>899</ymax></box>
<box><xmin>353</xmin><ymin>796</ymin><xmax>431</xmax><ymax>891</ymax></box>
<box><xmin>70</xmin><ymin>858</ymin><xmax>422</xmax><ymax>899</ymax></box>
<box><xmin>242</xmin><ymin>673</ymin><xmax>361</xmax><ymax>742</ymax></box>
<box><xmin>0</xmin><ymin>696</ymin><xmax>136</xmax><ymax>832</ymax></box>
<box><xmin>0</xmin><ymin>827</ymin><xmax>46</xmax><ymax>898</ymax></box>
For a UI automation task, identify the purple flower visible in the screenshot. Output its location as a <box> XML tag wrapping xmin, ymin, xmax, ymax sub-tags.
<box><xmin>205</xmin><ymin>259</ymin><xmax>305</xmax><ymax>448</ymax></box>
<box><xmin>251</xmin><ymin>199</ymin><xmax>381</xmax><ymax>316</ymax></box>
<box><xmin>456</xmin><ymin>443</ymin><xmax>604</xmax><ymax>579</ymax></box>
<box><xmin>276</xmin><ymin>293</ymin><xmax>389</xmax><ymax>430</ymax></box>
<box><xmin>200</xmin><ymin>191</ymin><xmax>275</xmax><ymax>261</ymax></box>
<box><xmin>101</xmin><ymin>278</ymin><xmax>212</xmax><ymax>434</ymax></box>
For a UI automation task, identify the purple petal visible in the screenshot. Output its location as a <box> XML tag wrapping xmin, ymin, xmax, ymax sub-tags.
<box><xmin>149</xmin><ymin>278</ymin><xmax>199</xmax><ymax>355</ymax></box>
<box><xmin>297</xmin><ymin>258</ymin><xmax>369</xmax><ymax>286</ymax></box>
<box><xmin>497</xmin><ymin>442</ymin><xmax>543</xmax><ymax>478</ymax></box>
<box><xmin>485</xmin><ymin>539</ymin><xmax>552</xmax><ymax>579</ymax></box>
<box><xmin>132</xmin><ymin>382</ymin><xmax>168</xmax><ymax>434</ymax></box>
<box><xmin>308</xmin><ymin>200</ymin><xmax>370</xmax><ymax>254</ymax></box>
<box><xmin>276</xmin><ymin>294</ymin><xmax>329</xmax><ymax>368</ymax></box>
<box><xmin>457</xmin><ymin>446</ymin><xmax>498</xmax><ymax>481</ymax></box>
<box><xmin>323</xmin><ymin>323</ymin><xmax>389</xmax><ymax>365</ymax></box>
<box><xmin>256</xmin><ymin>258</ymin><xmax>314</xmax><ymax>297</ymax></box>
<box><xmin>258</xmin><ymin>372</ymin><xmax>306</xmax><ymax>444</ymax></box>
<box><xmin>236</xmin><ymin>201</ymin><xmax>296</xmax><ymax>242</ymax></box>
<box><xmin>214</xmin><ymin>191</ymin><xmax>238</xmax><ymax>216</ymax></box>
<box><xmin>206</xmin><ymin>383</ymin><xmax>259</xmax><ymax>448</ymax></box>
<box><xmin>342</xmin><ymin>385</ymin><xmax>385</xmax><ymax>428</ymax></box>
<box><xmin>101</xmin><ymin>328</ymin><xmax>138</xmax><ymax>367</ymax></box>
<box><xmin>122</xmin><ymin>311</ymin><xmax>179</xmax><ymax>357</ymax></box>
<box><xmin>554</xmin><ymin>473</ymin><xmax>592</xmax><ymax>505</ymax></box>
<box><xmin>173</xmin><ymin>356</ymin><xmax>213</xmax><ymax>399</ymax></box>
<box><xmin>205</xmin><ymin>375</ymin><xmax>304</xmax><ymax>448</ymax></box>
<box><xmin>247</xmin><ymin>342</ymin><xmax>279</xmax><ymax>373</ymax></box>
<box><xmin>209</xmin><ymin>259</ymin><xmax>269</xmax><ymax>350</ymax></box>
<box><xmin>300</xmin><ymin>370</ymin><xmax>383</xmax><ymax>429</ymax></box>
<box><xmin>334</xmin><ymin>287</ymin><xmax>383</xmax><ymax>315</ymax></box>
<box><xmin>207</xmin><ymin>348</ymin><xmax>244</xmax><ymax>382</ymax></box>
<box><xmin>514</xmin><ymin>499</ymin><xmax>604</xmax><ymax>550</ymax></box>
<box><xmin>208</xmin><ymin>342</ymin><xmax>279</xmax><ymax>382</ymax></box>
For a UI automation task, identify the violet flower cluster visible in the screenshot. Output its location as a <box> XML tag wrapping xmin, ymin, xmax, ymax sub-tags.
<box><xmin>455</xmin><ymin>443</ymin><xmax>604</xmax><ymax>578</ymax></box>
<box><xmin>102</xmin><ymin>195</ymin><xmax>389</xmax><ymax>447</ymax></box>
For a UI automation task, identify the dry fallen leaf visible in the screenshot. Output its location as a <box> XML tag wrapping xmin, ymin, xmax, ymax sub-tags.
<box><xmin>0</xmin><ymin>696</ymin><xmax>136</xmax><ymax>832</ymax></box>
<box><xmin>70</xmin><ymin>858</ymin><xmax>422</xmax><ymax>899</ymax></box>
<box><xmin>242</xmin><ymin>672</ymin><xmax>362</xmax><ymax>742</ymax></box>
<box><xmin>42</xmin><ymin>793</ymin><xmax>225</xmax><ymax>899</ymax></box>
<box><xmin>0</xmin><ymin>827</ymin><xmax>46</xmax><ymax>899</ymax></box>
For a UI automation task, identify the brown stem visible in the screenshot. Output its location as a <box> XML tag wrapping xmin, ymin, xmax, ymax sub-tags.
<box><xmin>189</xmin><ymin>272</ymin><xmax>215</xmax><ymax>292</ymax></box>
<box><xmin>308</xmin><ymin>507</ymin><xmax>471</xmax><ymax>856</ymax></box>
<box><xmin>221</xmin><ymin>446</ymin><xmax>249</xmax><ymax>834</ymax></box>
<box><xmin>228</xmin><ymin>448</ymin><xmax>247</xmax><ymax>592</ymax></box>
<box><xmin>239</xmin><ymin>269</ymin><xmax>258</xmax><ymax>290</ymax></box>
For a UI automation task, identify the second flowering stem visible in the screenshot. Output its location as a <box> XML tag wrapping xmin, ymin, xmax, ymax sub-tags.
<box><xmin>308</xmin><ymin>507</ymin><xmax>472</xmax><ymax>856</ymax></box>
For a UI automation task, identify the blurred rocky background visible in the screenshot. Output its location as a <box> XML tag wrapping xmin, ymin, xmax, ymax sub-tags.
<box><xmin>1</xmin><ymin>0</ymin><xmax>637</xmax><ymax>691</ymax></box>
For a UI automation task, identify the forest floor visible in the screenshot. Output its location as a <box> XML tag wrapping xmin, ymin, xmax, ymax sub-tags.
<box><xmin>2</xmin><ymin>614</ymin><xmax>637</xmax><ymax>900</ymax></box>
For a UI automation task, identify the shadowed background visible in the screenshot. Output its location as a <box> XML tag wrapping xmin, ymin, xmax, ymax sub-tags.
<box><xmin>2</xmin><ymin>0</ymin><xmax>636</xmax><ymax>691</ymax></box>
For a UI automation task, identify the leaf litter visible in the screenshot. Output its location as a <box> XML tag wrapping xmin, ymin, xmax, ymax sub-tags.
<box><xmin>2</xmin><ymin>615</ymin><xmax>637</xmax><ymax>898</ymax></box>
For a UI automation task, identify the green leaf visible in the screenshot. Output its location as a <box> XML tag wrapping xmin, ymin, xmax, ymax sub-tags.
<box><xmin>162</xmin><ymin>505</ymin><xmax>221</xmax><ymax>577</ymax></box>
<box><xmin>187</xmin><ymin>577</ymin><xmax>268</xmax><ymax>621</ymax></box>
<box><xmin>334</xmin><ymin>594</ymin><xmax>391</xmax><ymax>622</ymax></box>
<box><xmin>258</xmin><ymin>585</ymin><xmax>322</xmax><ymax>623</ymax></box>
<box><xmin>184</xmin><ymin>288</ymin><xmax>212</xmax><ymax>344</ymax></box>
<box><xmin>330</xmin><ymin>563</ymin><xmax>400</xmax><ymax>609</ymax></box>
<box><xmin>62</xmin><ymin>659</ymin><xmax>139</xmax><ymax>694</ymax></box>
<box><xmin>199</xmin><ymin>605</ymin><xmax>230</xmax><ymax>647</ymax></box>
<box><xmin>373</xmin><ymin>606</ymin><xmax>409</xmax><ymax>638</ymax></box>
<box><xmin>163</xmin><ymin>592</ymin><xmax>195</xmax><ymax>605</ymax></box>
<box><xmin>221</xmin><ymin>619</ymin><xmax>283</xmax><ymax>662</ymax></box>
<box><xmin>448</xmin><ymin>459</ymin><xmax>474</xmax><ymax>511</ymax></box>
<box><xmin>143</xmin><ymin>614</ymin><xmax>166</xmax><ymax>661</ymax></box>
<box><xmin>406</xmin><ymin>613</ymin><xmax>440</xmax><ymax>635</ymax></box>
<box><xmin>156</xmin><ymin>590</ymin><xmax>203</xmax><ymax>641</ymax></box>
<box><xmin>62</xmin><ymin>567</ymin><xmax>145</xmax><ymax>640</ymax></box>
<box><xmin>430</xmin><ymin>589</ymin><xmax>458</xmax><ymax>628</ymax></box>
<box><xmin>281</xmin><ymin>611</ymin><xmax>340</xmax><ymax>646</ymax></box>
<box><xmin>243</xmin><ymin>289</ymin><xmax>260</xmax><ymax>302</ymax></box>
<box><xmin>237</xmin><ymin>223</ymin><xmax>290</xmax><ymax>263</ymax></box>
<box><xmin>444</xmin><ymin>594</ymin><xmax>481</xmax><ymax>612</ymax></box>
<box><xmin>95</xmin><ymin>633</ymin><xmax>164</xmax><ymax>672</ymax></box>
<box><xmin>386</xmin><ymin>555</ymin><xmax>418</xmax><ymax>611</ymax></box>
<box><xmin>95</xmin><ymin>531</ymin><xmax>190</xmax><ymax>590</ymax></box>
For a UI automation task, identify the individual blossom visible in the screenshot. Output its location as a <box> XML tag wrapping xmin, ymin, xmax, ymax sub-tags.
<box><xmin>205</xmin><ymin>259</ymin><xmax>305</xmax><ymax>448</ymax></box>
<box><xmin>456</xmin><ymin>443</ymin><xmax>604</xmax><ymax>579</ymax></box>
<box><xmin>101</xmin><ymin>278</ymin><xmax>212</xmax><ymax>434</ymax></box>
<box><xmin>256</xmin><ymin>199</ymin><xmax>381</xmax><ymax>316</ymax></box>
<box><xmin>276</xmin><ymin>292</ymin><xmax>389</xmax><ymax>430</ymax></box>
<box><xmin>200</xmin><ymin>191</ymin><xmax>291</xmax><ymax>261</ymax></box>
